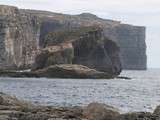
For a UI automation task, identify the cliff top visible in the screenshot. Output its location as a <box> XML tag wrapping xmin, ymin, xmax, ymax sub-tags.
<box><xmin>0</xmin><ymin>5</ymin><xmax>145</xmax><ymax>28</ymax></box>
<box><xmin>20</xmin><ymin>9</ymin><xmax>121</xmax><ymax>27</ymax></box>
<box><xmin>0</xmin><ymin>5</ymin><xmax>18</xmax><ymax>16</ymax></box>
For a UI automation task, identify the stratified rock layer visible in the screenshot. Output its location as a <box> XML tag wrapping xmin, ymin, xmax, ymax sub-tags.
<box><xmin>23</xmin><ymin>9</ymin><xmax>146</xmax><ymax>70</ymax></box>
<box><xmin>0</xmin><ymin>5</ymin><xmax>40</xmax><ymax>69</ymax></box>
<box><xmin>32</xmin><ymin>42</ymin><xmax>74</xmax><ymax>71</ymax></box>
<box><xmin>104</xmin><ymin>24</ymin><xmax>146</xmax><ymax>70</ymax></box>
<box><xmin>36</xmin><ymin>64</ymin><xmax>113</xmax><ymax>79</ymax></box>
<box><xmin>32</xmin><ymin>26</ymin><xmax>122</xmax><ymax>75</ymax></box>
<box><xmin>0</xmin><ymin>5</ymin><xmax>146</xmax><ymax>71</ymax></box>
<box><xmin>0</xmin><ymin>64</ymin><xmax>114</xmax><ymax>79</ymax></box>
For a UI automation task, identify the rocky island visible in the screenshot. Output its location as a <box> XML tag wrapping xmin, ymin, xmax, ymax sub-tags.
<box><xmin>0</xmin><ymin>5</ymin><xmax>147</xmax><ymax>78</ymax></box>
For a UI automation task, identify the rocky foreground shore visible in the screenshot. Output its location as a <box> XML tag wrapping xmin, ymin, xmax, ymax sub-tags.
<box><xmin>0</xmin><ymin>92</ymin><xmax>160</xmax><ymax>120</ymax></box>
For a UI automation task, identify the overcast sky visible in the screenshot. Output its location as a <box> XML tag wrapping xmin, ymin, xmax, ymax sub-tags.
<box><xmin>0</xmin><ymin>0</ymin><xmax>159</xmax><ymax>68</ymax></box>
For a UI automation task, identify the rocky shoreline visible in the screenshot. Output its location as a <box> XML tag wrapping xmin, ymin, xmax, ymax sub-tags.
<box><xmin>0</xmin><ymin>92</ymin><xmax>160</xmax><ymax>120</ymax></box>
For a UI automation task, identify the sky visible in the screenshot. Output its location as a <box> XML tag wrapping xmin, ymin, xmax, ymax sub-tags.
<box><xmin>0</xmin><ymin>0</ymin><xmax>159</xmax><ymax>68</ymax></box>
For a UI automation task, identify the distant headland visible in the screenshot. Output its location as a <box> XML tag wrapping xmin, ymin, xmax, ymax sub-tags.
<box><xmin>0</xmin><ymin>5</ymin><xmax>146</xmax><ymax>78</ymax></box>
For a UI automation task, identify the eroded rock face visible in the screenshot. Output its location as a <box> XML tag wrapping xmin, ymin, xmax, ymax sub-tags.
<box><xmin>72</xmin><ymin>28</ymin><xmax>121</xmax><ymax>75</ymax></box>
<box><xmin>32</xmin><ymin>43</ymin><xmax>74</xmax><ymax>70</ymax></box>
<box><xmin>104</xmin><ymin>24</ymin><xmax>146</xmax><ymax>70</ymax></box>
<box><xmin>33</xmin><ymin>26</ymin><xmax>122</xmax><ymax>75</ymax></box>
<box><xmin>0</xmin><ymin>5</ymin><xmax>146</xmax><ymax>72</ymax></box>
<box><xmin>0</xmin><ymin>5</ymin><xmax>40</xmax><ymax>69</ymax></box>
<box><xmin>24</xmin><ymin>9</ymin><xmax>146</xmax><ymax>70</ymax></box>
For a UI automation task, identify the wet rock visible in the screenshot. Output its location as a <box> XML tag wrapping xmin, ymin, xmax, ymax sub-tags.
<box><xmin>0</xmin><ymin>92</ymin><xmax>34</xmax><ymax>111</ymax></box>
<box><xmin>83</xmin><ymin>102</ymin><xmax>120</xmax><ymax>120</ymax></box>
<box><xmin>18</xmin><ymin>113</ymin><xmax>50</xmax><ymax>120</ymax></box>
<box><xmin>120</xmin><ymin>112</ymin><xmax>155</xmax><ymax>120</ymax></box>
<box><xmin>0</xmin><ymin>92</ymin><xmax>85</xmax><ymax>119</ymax></box>
<box><xmin>1</xmin><ymin>92</ymin><xmax>160</xmax><ymax>120</ymax></box>
<box><xmin>0</xmin><ymin>69</ymin><xmax>38</xmax><ymax>78</ymax></box>
<box><xmin>0</xmin><ymin>64</ymin><xmax>114</xmax><ymax>78</ymax></box>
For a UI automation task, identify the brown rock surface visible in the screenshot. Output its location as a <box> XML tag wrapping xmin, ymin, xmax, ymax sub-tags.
<box><xmin>83</xmin><ymin>102</ymin><xmax>120</xmax><ymax>120</ymax></box>
<box><xmin>32</xmin><ymin>42</ymin><xmax>74</xmax><ymax>70</ymax></box>
<box><xmin>36</xmin><ymin>64</ymin><xmax>114</xmax><ymax>79</ymax></box>
<box><xmin>1</xmin><ymin>92</ymin><xmax>160</xmax><ymax>120</ymax></box>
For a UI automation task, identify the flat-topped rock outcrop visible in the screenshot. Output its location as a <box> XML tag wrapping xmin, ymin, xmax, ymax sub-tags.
<box><xmin>35</xmin><ymin>64</ymin><xmax>114</xmax><ymax>79</ymax></box>
<box><xmin>0</xmin><ymin>64</ymin><xmax>114</xmax><ymax>79</ymax></box>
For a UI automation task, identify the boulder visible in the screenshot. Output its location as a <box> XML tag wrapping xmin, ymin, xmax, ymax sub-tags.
<box><xmin>83</xmin><ymin>102</ymin><xmax>120</xmax><ymax>120</ymax></box>
<box><xmin>0</xmin><ymin>92</ymin><xmax>32</xmax><ymax>107</ymax></box>
<box><xmin>1</xmin><ymin>92</ymin><xmax>160</xmax><ymax>120</ymax></box>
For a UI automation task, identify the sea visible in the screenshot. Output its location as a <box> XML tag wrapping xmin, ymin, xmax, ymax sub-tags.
<box><xmin>0</xmin><ymin>69</ymin><xmax>160</xmax><ymax>113</ymax></box>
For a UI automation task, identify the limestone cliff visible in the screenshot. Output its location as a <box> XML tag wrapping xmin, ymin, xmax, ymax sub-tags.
<box><xmin>0</xmin><ymin>5</ymin><xmax>146</xmax><ymax>71</ymax></box>
<box><xmin>23</xmin><ymin>9</ymin><xmax>147</xmax><ymax>70</ymax></box>
<box><xmin>104</xmin><ymin>24</ymin><xmax>146</xmax><ymax>70</ymax></box>
<box><xmin>0</xmin><ymin>5</ymin><xmax>40</xmax><ymax>69</ymax></box>
<box><xmin>32</xmin><ymin>26</ymin><xmax>122</xmax><ymax>75</ymax></box>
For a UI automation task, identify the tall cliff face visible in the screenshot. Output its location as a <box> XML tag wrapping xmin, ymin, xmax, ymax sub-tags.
<box><xmin>0</xmin><ymin>5</ymin><xmax>40</xmax><ymax>69</ymax></box>
<box><xmin>23</xmin><ymin>10</ymin><xmax>147</xmax><ymax>70</ymax></box>
<box><xmin>104</xmin><ymin>24</ymin><xmax>146</xmax><ymax>70</ymax></box>
<box><xmin>0</xmin><ymin>5</ymin><xmax>146</xmax><ymax>70</ymax></box>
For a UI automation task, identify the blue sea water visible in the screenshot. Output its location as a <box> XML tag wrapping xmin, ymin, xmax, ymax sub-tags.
<box><xmin>0</xmin><ymin>69</ymin><xmax>160</xmax><ymax>113</ymax></box>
